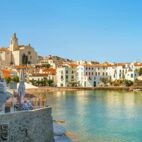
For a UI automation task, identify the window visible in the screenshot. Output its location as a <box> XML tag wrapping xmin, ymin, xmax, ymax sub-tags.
<box><xmin>61</xmin><ymin>76</ymin><xmax>64</xmax><ymax>80</ymax></box>
<box><xmin>66</xmin><ymin>70</ymin><xmax>68</xmax><ymax>74</ymax></box>
<box><xmin>61</xmin><ymin>71</ymin><xmax>63</xmax><ymax>74</ymax></box>
<box><xmin>131</xmin><ymin>74</ymin><xmax>133</xmax><ymax>78</ymax></box>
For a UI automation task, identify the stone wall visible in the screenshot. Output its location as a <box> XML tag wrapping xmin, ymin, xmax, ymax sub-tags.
<box><xmin>0</xmin><ymin>107</ymin><xmax>54</xmax><ymax>142</ymax></box>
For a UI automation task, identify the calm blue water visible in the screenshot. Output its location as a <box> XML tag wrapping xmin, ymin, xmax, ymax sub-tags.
<box><xmin>46</xmin><ymin>90</ymin><xmax>142</xmax><ymax>142</ymax></box>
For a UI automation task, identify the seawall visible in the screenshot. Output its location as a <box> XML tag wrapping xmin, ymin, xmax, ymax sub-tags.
<box><xmin>0</xmin><ymin>107</ymin><xmax>55</xmax><ymax>142</ymax></box>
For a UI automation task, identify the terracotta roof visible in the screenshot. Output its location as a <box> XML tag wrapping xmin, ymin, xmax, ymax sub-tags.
<box><xmin>81</xmin><ymin>63</ymin><xmax>114</xmax><ymax>67</ymax></box>
<box><xmin>31</xmin><ymin>73</ymin><xmax>48</xmax><ymax>77</ymax></box>
<box><xmin>114</xmin><ymin>63</ymin><xmax>126</xmax><ymax>67</ymax></box>
<box><xmin>134</xmin><ymin>63</ymin><xmax>142</xmax><ymax>66</ymax></box>
<box><xmin>42</xmin><ymin>68</ymin><xmax>56</xmax><ymax>75</ymax></box>
<box><xmin>68</xmin><ymin>63</ymin><xmax>78</xmax><ymax>68</ymax></box>
<box><xmin>0</xmin><ymin>48</ymin><xmax>8</xmax><ymax>51</ymax></box>
<box><xmin>1</xmin><ymin>69</ymin><xmax>10</xmax><ymax>78</ymax></box>
<box><xmin>15</xmin><ymin>65</ymin><xmax>32</xmax><ymax>69</ymax></box>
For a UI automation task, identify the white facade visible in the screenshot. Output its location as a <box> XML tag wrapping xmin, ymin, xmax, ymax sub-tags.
<box><xmin>76</xmin><ymin>63</ymin><xmax>141</xmax><ymax>87</ymax></box>
<box><xmin>56</xmin><ymin>65</ymin><xmax>77</xmax><ymax>87</ymax></box>
<box><xmin>125</xmin><ymin>71</ymin><xmax>137</xmax><ymax>81</ymax></box>
<box><xmin>77</xmin><ymin>65</ymin><xmax>111</xmax><ymax>87</ymax></box>
<box><xmin>29</xmin><ymin>74</ymin><xmax>56</xmax><ymax>81</ymax></box>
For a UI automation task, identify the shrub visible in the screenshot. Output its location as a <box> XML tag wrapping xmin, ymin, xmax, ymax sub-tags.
<box><xmin>100</xmin><ymin>77</ymin><xmax>111</xmax><ymax>85</ymax></box>
<box><xmin>42</xmin><ymin>64</ymin><xmax>51</xmax><ymax>68</ymax></box>
<box><xmin>12</xmin><ymin>76</ymin><xmax>19</xmax><ymax>83</ymax></box>
<box><xmin>124</xmin><ymin>80</ymin><xmax>133</xmax><ymax>87</ymax></box>
<box><xmin>111</xmin><ymin>79</ymin><xmax>124</xmax><ymax>86</ymax></box>
<box><xmin>47</xmin><ymin>80</ymin><xmax>53</xmax><ymax>86</ymax></box>
<box><xmin>5</xmin><ymin>77</ymin><xmax>11</xmax><ymax>84</ymax></box>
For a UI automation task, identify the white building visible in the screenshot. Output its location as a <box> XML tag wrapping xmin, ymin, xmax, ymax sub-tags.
<box><xmin>56</xmin><ymin>64</ymin><xmax>77</xmax><ymax>87</ymax></box>
<box><xmin>77</xmin><ymin>64</ymin><xmax>112</xmax><ymax>87</ymax></box>
<box><xmin>76</xmin><ymin>62</ymin><xmax>140</xmax><ymax>87</ymax></box>
<box><xmin>29</xmin><ymin>68</ymin><xmax>56</xmax><ymax>85</ymax></box>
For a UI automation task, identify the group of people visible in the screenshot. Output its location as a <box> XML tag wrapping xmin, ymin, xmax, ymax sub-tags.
<box><xmin>22</xmin><ymin>100</ymin><xmax>33</xmax><ymax>110</ymax></box>
<box><xmin>14</xmin><ymin>100</ymin><xmax>33</xmax><ymax>111</ymax></box>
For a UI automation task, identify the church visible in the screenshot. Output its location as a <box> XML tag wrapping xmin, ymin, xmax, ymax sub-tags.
<box><xmin>0</xmin><ymin>33</ymin><xmax>38</xmax><ymax>66</ymax></box>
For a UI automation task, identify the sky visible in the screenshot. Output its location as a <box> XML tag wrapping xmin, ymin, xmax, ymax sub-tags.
<box><xmin>0</xmin><ymin>0</ymin><xmax>142</xmax><ymax>62</ymax></box>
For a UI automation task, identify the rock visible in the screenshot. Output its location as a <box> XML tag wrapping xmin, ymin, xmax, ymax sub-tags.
<box><xmin>53</xmin><ymin>123</ymin><xmax>66</xmax><ymax>136</ymax></box>
<box><xmin>54</xmin><ymin>135</ymin><xmax>72</xmax><ymax>142</ymax></box>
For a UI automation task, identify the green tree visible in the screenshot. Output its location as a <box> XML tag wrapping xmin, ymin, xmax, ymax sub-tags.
<box><xmin>12</xmin><ymin>76</ymin><xmax>19</xmax><ymax>83</ymax></box>
<box><xmin>124</xmin><ymin>80</ymin><xmax>133</xmax><ymax>87</ymax></box>
<box><xmin>135</xmin><ymin>68</ymin><xmax>142</xmax><ymax>76</ymax></box>
<box><xmin>40</xmin><ymin>79</ymin><xmax>46</xmax><ymax>86</ymax></box>
<box><xmin>111</xmin><ymin>79</ymin><xmax>124</xmax><ymax>86</ymax></box>
<box><xmin>36</xmin><ymin>79</ymin><xmax>40</xmax><ymax>86</ymax></box>
<box><xmin>30</xmin><ymin>79</ymin><xmax>36</xmax><ymax>85</ymax></box>
<box><xmin>42</xmin><ymin>64</ymin><xmax>51</xmax><ymax>68</ymax></box>
<box><xmin>47</xmin><ymin>80</ymin><xmax>53</xmax><ymax>86</ymax></box>
<box><xmin>5</xmin><ymin>77</ymin><xmax>11</xmax><ymax>84</ymax></box>
<box><xmin>138</xmin><ymin>68</ymin><xmax>142</xmax><ymax>76</ymax></box>
<box><xmin>100</xmin><ymin>77</ymin><xmax>111</xmax><ymax>86</ymax></box>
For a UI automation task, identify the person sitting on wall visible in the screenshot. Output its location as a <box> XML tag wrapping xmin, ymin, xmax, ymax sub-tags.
<box><xmin>21</xmin><ymin>100</ymin><xmax>29</xmax><ymax>110</ymax></box>
<box><xmin>14</xmin><ymin>99</ymin><xmax>33</xmax><ymax>111</ymax></box>
<box><xmin>27</xmin><ymin>100</ymin><xmax>33</xmax><ymax>110</ymax></box>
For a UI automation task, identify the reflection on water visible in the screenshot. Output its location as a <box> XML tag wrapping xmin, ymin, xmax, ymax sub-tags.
<box><xmin>46</xmin><ymin>90</ymin><xmax>142</xmax><ymax>142</ymax></box>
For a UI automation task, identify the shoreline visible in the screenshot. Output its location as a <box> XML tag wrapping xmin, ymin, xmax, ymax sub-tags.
<box><xmin>25</xmin><ymin>86</ymin><xmax>138</xmax><ymax>94</ymax></box>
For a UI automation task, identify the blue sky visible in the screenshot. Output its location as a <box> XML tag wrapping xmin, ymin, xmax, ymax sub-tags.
<box><xmin>0</xmin><ymin>0</ymin><xmax>142</xmax><ymax>62</ymax></box>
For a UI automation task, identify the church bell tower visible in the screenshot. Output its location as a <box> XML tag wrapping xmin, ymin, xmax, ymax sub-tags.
<box><xmin>9</xmin><ymin>33</ymin><xmax>19</xmax><ymax>51</ymax></box>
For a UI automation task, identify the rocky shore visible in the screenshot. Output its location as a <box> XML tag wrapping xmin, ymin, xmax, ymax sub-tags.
<box><xmin>25</xmin><ymin>86</ymin><xmax>132</xmax><ymax>94</ymax></box>
<box><xmin>53</xmin><ymin>122</ymin><xmax>77</xmax><ymax>142</ymax></box>
<box><xmin>25</xmin><ymin>85</ymin><xmax>142</xmax><ymax>95</ymax></box>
